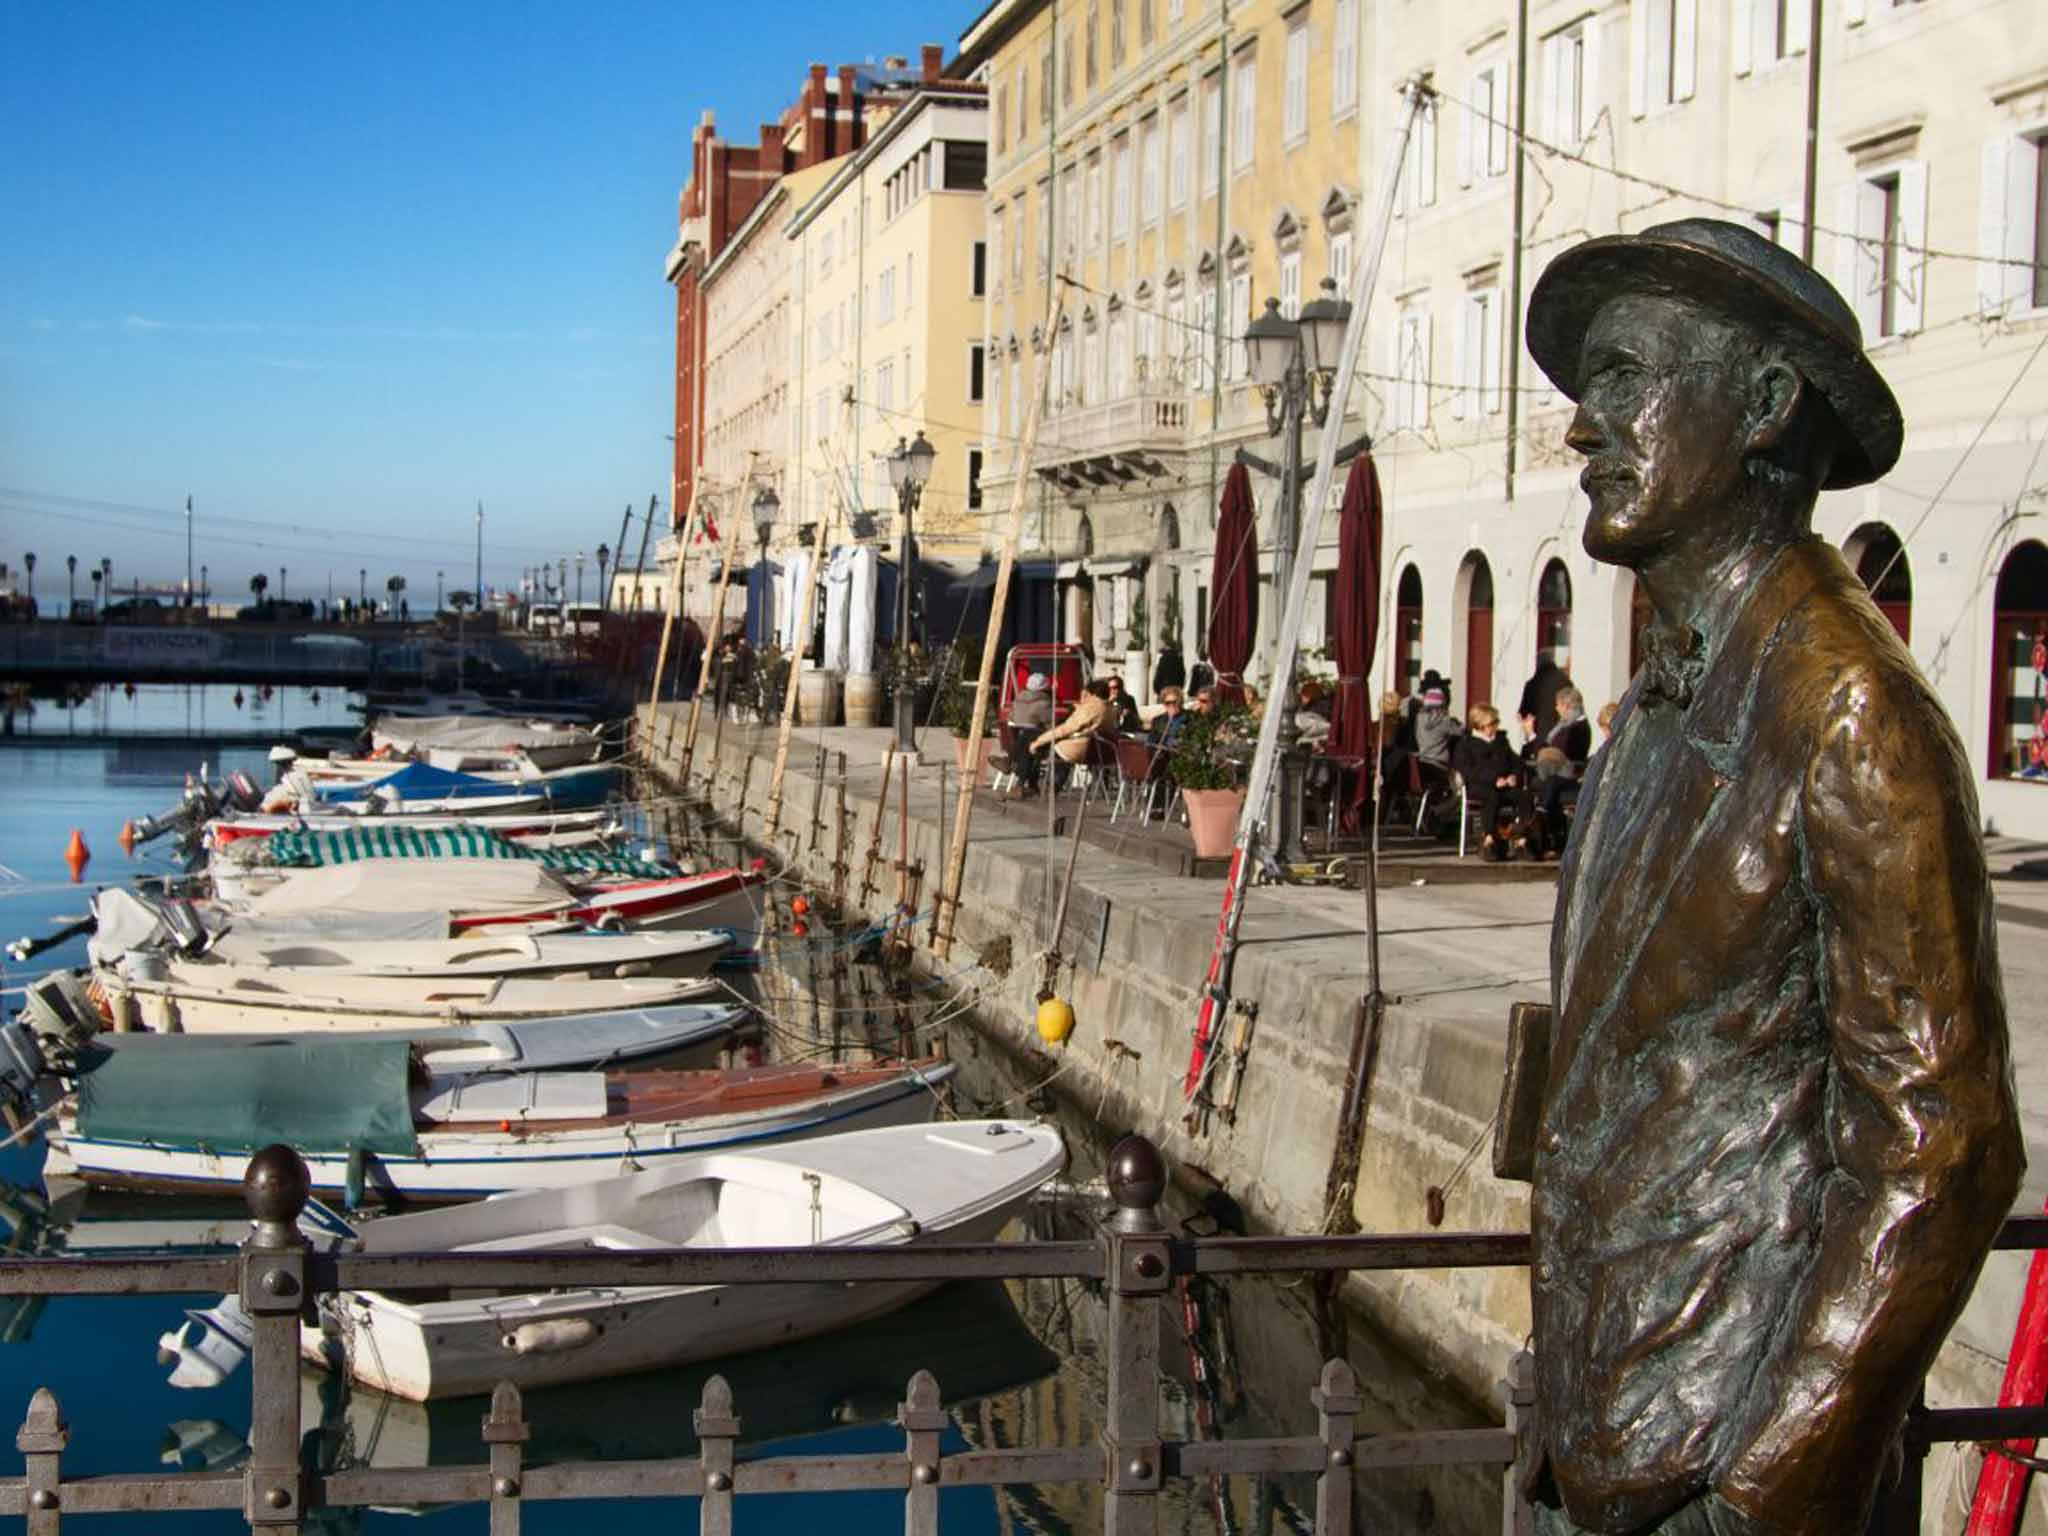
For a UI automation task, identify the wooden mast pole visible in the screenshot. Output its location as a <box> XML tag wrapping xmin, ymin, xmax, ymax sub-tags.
<box><xmin>674</xmin><ymin>455</ymin><xmax>757</xmax><ymax>780</ymax></box>
<box><xmin>932</xmin><ymin>281</ymin><xmax>1068</xmax><ymax>960</ymax></box>
<box><xmin>641</xmin><ymin>477</ymin><xmax>699</xmax><ymax>769</ymax></box>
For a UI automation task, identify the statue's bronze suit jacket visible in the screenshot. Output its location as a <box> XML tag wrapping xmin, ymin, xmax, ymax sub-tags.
<box><xmin>1532</xmin><ymin>537</ymin><xmax>2024</xmax><ymax>1536</ymax></box>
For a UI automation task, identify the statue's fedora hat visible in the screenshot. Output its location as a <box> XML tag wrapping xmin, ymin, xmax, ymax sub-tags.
<box><xmin>1526</xmin><ymin>217</ymin><xmax>1902</xmax><ymax>489</ymax></box>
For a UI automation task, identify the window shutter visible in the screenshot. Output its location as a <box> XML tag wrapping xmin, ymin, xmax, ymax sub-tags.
<box><xmin>1732</xmin><ymin>0</ymin><xmax>1753</xmax><ymax>76</ymax></box>
<box><xmin>1486</xmin><ymin>291</ymin><xmax>1504</xmax><ymax>413</ymax></box>
<box><xmin>1629</xmin><ymin>0</ymin><xmax>1649</xmax><ymax>118</ymax></box>
<box><xmin>1895</xmin><ymin>160</ymin><xmax>1927</xmax><ymax>334</ymax></box>
<box><xmin>1418</xmin><ymin>312</ymin><xmax>1434</xmax><ymax>428</ymax></box>
<box><xmin>1452</xmin><ymin>299</ymin><xmax>1471</xmax><ymax>419</ymax></box>
<box><xmin>1674</xmin><ymin>0</ymin><xmax>1698</xmax><ymax>101</ymax></box>
<box><xmin>1457</xmin><ymin>77</ymin><xmax>1477</xmax><ymax>188</ymax></box>
<box><xmin>1979</xmin><ymin>136</ymin><xmax>2013</xmax><ymax>314</ymax></box>
<box><xmin>1833</xmin><ymin>184</ymin><xmax>1866</xmax><ymax>324</ymax></box>
<box><xmin>1489</xmin><ymin>67</ymin><xmax>1510</xmax><ymax>173</ymax></box>
<box><xmin>1786</xmin><ymin>0</ymin><xmax>1811</xmax><ymax>54</ymax></box>
<box><xmin>1539</xmin><ymin>35</ymin><xmax>1562</xmax><ymax>141</ymax></box>
<box><xmin>1582</xmin><ymin>17</ymin><xmax>1604</xmax><ymax>132</ymax></box>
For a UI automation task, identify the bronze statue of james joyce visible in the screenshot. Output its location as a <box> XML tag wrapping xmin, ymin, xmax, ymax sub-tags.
<box><xmin>1509</xmin><ymin>219</ymin><xmax>2025</xmax><ymax>1535</ymax></box>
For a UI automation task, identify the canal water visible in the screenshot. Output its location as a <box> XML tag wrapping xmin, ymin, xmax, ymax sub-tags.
<box><xmin>0</xmin><ymin>689</ymin><xmax>1495</xmax><ymax>1533</ymax></box>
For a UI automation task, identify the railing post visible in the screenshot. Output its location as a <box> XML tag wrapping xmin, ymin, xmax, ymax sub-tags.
<box><xmin>17</xmin><ymin>1387</ymin><xmax>67</xmax><ymax>1536</ymax></box>
<box><xmin>1100</xmin><ymin>1135</ymin><xmax>1171</xmax><ymax>1536</ymax></box>
<box><xmin>483</xmin><ymin>1381</ymin><xmax>529</xmax><ymax>1536</ymax></box>
<box><xmin>900</xmin><ymin>1368</ymin><xmax>946</xmax><ymax>1536</ymax></box>
<box><xmin>239</xmin><ymin>1145</ymin><xmax>310</xmax><ymax>1534</ymax></box>
<box><xmin>695</xmin><ymin>1374</ymin><xmax>739</xmax><ymax>1536</ymax></box>
<box><xmin>1311</xmin><ymin>1359</ymin><xmax>1360</xmax><ymax>1536</ymax></box>
<box><xmin>1503</xmin><ymin>1350</ymin><xmax>1536</xmax><ymax>1536</ymax></box>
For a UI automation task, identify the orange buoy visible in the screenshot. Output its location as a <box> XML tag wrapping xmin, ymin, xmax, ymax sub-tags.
<box><xmin>64</xmin><ymin>828</ymin><xmax>90</xmax><ymax>882</ymax></box>
<box><xmin>118</xmin><ymin>820</ymin><xmax>138</xmax><ymax>856</ymax></box>
<box><xmin>790</xmin><ymin>895</ymin><xmax>811</xmax><ymax>917</ymax></box>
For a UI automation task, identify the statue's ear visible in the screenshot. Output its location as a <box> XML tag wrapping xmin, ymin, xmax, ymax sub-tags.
<box><xmin>1745</xmin><ymin>360</ymin><xmax>1804</xmax><ymax>457</ymax></box>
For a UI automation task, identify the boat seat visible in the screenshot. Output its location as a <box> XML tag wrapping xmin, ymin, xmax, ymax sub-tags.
<box><xmin>457</xmin><ymin>1222</ymin><xmax>670</xmax><ymax>1253</ymax></box>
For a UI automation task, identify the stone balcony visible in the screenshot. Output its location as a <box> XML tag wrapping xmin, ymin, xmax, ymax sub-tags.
<box><xmin>989</xmin><ymin>389</ymin><xmax>1192</xmax><ymax>494</ymax></box>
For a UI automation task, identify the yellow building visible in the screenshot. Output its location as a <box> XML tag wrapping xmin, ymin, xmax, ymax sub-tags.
<box><xmin>955</xmin><ymin>0</ymin><xmax>1370</xmax><ymax>691</ymax></box>
<box><xmin>784</xmin><ymin>84</ymin><xmax>993</xmax><ymax>591</ymax></box>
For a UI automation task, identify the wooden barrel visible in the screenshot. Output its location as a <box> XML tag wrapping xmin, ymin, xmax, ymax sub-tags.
<box><xmin>843</xmin><ymin>671</ymin><xmax>882</xmax><ymax>727</ymax></box>
<box><xmin>797</xmin><ymin>668</ymin><xmax>843</xmax><ymax>727</ymax></box>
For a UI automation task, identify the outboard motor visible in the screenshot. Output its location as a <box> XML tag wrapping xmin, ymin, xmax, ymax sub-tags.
<box><xmin>158</xmin><ymin>1301</ymin><xmax>255</xmax><ymax>1389</ymax></box>
<box><xmin>159</xmin><ymin>899</ymin><xmax>211</xmax><ymax>956</ymax></box>
<box><xmin>0</xmin><ymin>1017</ymin><xmax>47</xmax><ymax>1130</ymax></box>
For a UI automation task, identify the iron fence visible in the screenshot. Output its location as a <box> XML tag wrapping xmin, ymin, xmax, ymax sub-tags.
<box><xmin>0</xmin><ymin>1138</ymin><xmax>2044</xmax><ymax>1535</ymax></box>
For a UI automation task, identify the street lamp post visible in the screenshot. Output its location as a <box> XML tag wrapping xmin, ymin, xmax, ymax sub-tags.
<box><xmin>438</xmin><ymin>572</ymin><xmax>445</xmax><ymax>614</ymax></box>
<box><xmin>201</xmin><ymin>566</ymin><xmax>208</xmax><ymax>610</ymax></box>
<box><xmin>66</xmin><ymin>555</ymin><xmax>76</xmax><ymax>614</ymax></box>
<box><xmin>596</xmin><ymin>543</ymin><xmax>611</xmax><ymax>617</ymax></box>
<box><xmin>359</xmin><ymin>569</ymin><xmax>367</xmax><ymax>613</ymax></box>
<box><xmin>22</xmin><ymin>553</ymin><xmax>35</xmax><ymax>612</ymax></box>
<box><xmin>575</xmin><ymin>551</ymin><xmax>586</xmax><ymax>609</ymax></box>
<box><xmin>280</xmin><ymin>567</ymin><xmax>288</xmax><ymax>602</ymax></box>
<box><xmin>1243</xmin><ymin>278</ymin><xmax>1352</xmax><ymax>863</ymax></box>
<box><xmin>884</xmin><ymin>431</ymin><xmax>937</xmax><ymax>757</ymax></box>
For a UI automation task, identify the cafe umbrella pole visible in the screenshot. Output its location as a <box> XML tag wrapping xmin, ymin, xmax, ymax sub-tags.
<box><xmin>1182</xmin><ymin>77</ymin><xmax>1426</xmax><ymax>1105</ymax></box>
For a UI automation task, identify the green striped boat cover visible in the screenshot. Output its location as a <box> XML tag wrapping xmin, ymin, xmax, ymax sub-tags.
<box><xmin>264</xmin><ymin>825</ymin><xmax>655</xmax><ymax>877</ymax></box>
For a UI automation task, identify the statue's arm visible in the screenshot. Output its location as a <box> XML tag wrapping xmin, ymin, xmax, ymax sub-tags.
<box><xmin>1718</xmin><ymin>674</ymin><xmax>2024</xmax><ymax>1534</ymax></box>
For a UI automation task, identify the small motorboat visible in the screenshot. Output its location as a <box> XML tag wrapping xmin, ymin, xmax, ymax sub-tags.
<box><xmin>54</xmin><ymin>1043</ymin><xmax>956</xmax><ymax>1206</ymax></box>
<box><xmin>98</xmin><ymin>955</ymin><xmax>721</xmax><ymax>1034</ymax></box>
<box><xmin>206</xmin><ymin>809</ymin><xmax>617</xmax><ymax>850</ymax></box>
<box><xmin>202</xmin><ymin>927</ymin><xmax>730</xmax><ymax>981</ymax></box>
<box><xmin>290</xmin><ymin>1119</ymin><xmax>1064</xmax><ymax>1398</ymax></box>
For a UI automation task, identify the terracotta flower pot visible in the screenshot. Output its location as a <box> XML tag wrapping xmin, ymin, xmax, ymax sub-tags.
<box><xmin>954</xmin><ymin>734</ymin><xmax>992</xmax><ymax>788</ymax></box>
<box><xmin>1182</xmin><ymin>787</ymin><xmax>1246</xmax><ymax>858</ymax></box>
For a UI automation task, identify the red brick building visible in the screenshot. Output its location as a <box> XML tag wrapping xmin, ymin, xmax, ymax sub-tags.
<box><xmin>665</xmin><ymin>47</ymin><xmax>948</xmax><ymax>533</ymax></box>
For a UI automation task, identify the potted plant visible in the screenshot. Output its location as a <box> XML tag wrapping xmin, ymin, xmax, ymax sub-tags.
<box><xmin>1169</xmin><ymin>705</ymin><xmax>1249</xmax><ymax>858</ymax></box>
<box><xmin>935</xmin><ymin>636</ymin><xmax>993</xmax><ymax>787</ymax></box>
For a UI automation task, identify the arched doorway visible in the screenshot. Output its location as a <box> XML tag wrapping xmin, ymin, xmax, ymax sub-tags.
<box><xmin>1455</xmin><ymin>552</ymin><xmax>1494</xmax><ymax>716</ymax></box>
<box><xmin>1991</xmin><ymin>540</ymin><xmax>2048</xmax><ymax>780</ymax></box>
<box><xmin>1536</xmin><ymin>558</ymin><xmax>1573</xmax><ymax>673</ymax></box>
<box><xmin>1845</xmin><ymin>523</ymin><xmax>1912</xmax><ymax>643</ymax></box>
<box><xmin>1395</xmin><ymin>565</ymin><xmax>1423</xmax><ymax>697</ymax></box>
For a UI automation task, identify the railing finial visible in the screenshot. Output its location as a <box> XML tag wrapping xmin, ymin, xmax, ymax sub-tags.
<box><xmin>1106</xmin><ymin>1133</ymin><xmax>1166</xmax><ymax>1233</ymax></box>
<box><xmin>242</xmin><ymin>1144</ymin><xmax>310</xmax><ymax>1243</ymax></box>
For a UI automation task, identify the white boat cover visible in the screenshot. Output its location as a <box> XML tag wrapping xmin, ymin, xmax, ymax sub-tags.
<box><xmin>238</xmin><ymin>861</ymin><xmax>577</xmax><ymax>921</ymax></box>
<box><xmin>88</xmin><ymin>889</ymin><xmax>177</xmax><ymax>969</ymax></box>
<box><xmin>373</xmin><ymin>719</ymin><xmax>601</xmax><ymax>755</ymax></box>
<box><xmin>847</xmin><ymin>543</ymin><xmax>877</xmax><ymax>675</ymax></box>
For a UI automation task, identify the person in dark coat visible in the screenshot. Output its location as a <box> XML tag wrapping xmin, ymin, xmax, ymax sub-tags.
<box><xmin>1452</xmin><ymin>704</ymin><xmax>1525</xmax><ymax>858</ymax></box>
<box><xmin>1518</xmin><ymin>658</ymin><xmax>1574</xmax><ymax>738</ymax></box>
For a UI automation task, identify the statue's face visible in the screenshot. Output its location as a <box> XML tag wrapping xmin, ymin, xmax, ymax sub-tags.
<box><xmin>1566</xmin><ymin>294</ymin><xmax>1754</xmax><ymax>569</ymax></box>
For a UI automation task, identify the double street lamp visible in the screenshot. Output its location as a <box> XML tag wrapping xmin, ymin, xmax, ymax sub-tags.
<box><xmin>1241</xmin><ymin>277</ymin><xmax>1352</xmax><ymax>861</ymax></box>
<box><xmin>884</xmin><ymin>432</ymin><xmax>936</xmax><ymax>756</ymax></box>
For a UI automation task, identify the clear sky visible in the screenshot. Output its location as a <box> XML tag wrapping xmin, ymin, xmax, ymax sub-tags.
<box><xmin>0</xmin><ymin>0</ymin><xmax>969</xmax><ymax>608</ymax></box>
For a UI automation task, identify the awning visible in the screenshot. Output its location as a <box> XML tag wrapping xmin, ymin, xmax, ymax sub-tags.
<box><xmin>947</xmin><ymin>560</ymin><xmax>1058</xmax><ymax>592</ymax></box>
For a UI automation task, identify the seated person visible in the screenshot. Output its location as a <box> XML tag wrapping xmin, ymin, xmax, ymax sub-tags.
<box><xmin>1533</xmin><ymin>685</ymin><xmax>1593</xmax><ymax>846</ymax></box>
<box><xmin>1031</xmin><ymin>678</ymin><xmax>1115</xmax><ymax>783</ymax></box>
<box><xmin>1147</xmin><ymin>686</ymin><xmax>1188</xmax><ymax>746</ymax></box>
<box><xmin>1101</xmin><ymin>673</ymin><xmax>1143</xmax><ymax>733</ymax></box>
<box><xmin>1410</xmin><ymin>683</ymin><xmax>1462</xmax><ymax>772</ymax></box>
<box><xmin>1294</xmin><ymin>679</ymin><xmax>1333</xmax><ymax>746</ymax></box>
<box><xmin>1007</xmin><ymin>672</ymin><xmax>1055</xmax><ymax>793</ymax></box>
<box><xmin>1452</xmin><ymin>704</ymin><xmax>1526</xmax><ymax>859</ymax></box>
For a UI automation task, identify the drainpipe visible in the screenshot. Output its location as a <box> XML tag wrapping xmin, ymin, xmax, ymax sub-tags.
<box><xmin>1503</xmin><ymin>0</ymin><xmax>1530</xmax><ymax>503</ymax></box>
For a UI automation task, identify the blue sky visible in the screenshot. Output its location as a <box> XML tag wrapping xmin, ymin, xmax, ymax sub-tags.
<box><xmin>0</xmin><ymin>0</ymin><xmax>966</xmax><ymax>606</ymax></box>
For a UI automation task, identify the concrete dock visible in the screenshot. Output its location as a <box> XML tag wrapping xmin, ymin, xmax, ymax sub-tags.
<box><xmin>641</xmin><ymin>704</ymin><xmax>2048</xmax><ymax>1521</ymax></box>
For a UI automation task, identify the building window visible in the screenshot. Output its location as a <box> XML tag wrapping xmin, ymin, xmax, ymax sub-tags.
<box><xmin>1202</xmin><ymin>72</ymin><xmax>1223</xmax><ymax>195</ymax></box>
<box><xmin>1232</xmin><ymin>48</ymin><xmax>1258</xmax><ymax>174</ymax></box>
<box><xmin>1837</xmin><ymin>161</ymin><xmax>1925</xmax><ymax>338</ymax></box>
<box><xmin>1035</xmin><ymin>182</ymin><xmax>1051</xmax><ymax>274</ymax></box>
<box><xmin>1226</xmin><ymin>268</ymin><xmax>1251</xmax><ymax>380</ymax></box>
<box><xmin>972</xmin><ymin>240</ymin><xmax>987</xmax><ymax>298</ymax></box>
<box><xmin>879</xmin><ymin>266</ymin><xmax>896</xmax><ymax>324</ymax></box>
<box><xmin>1392</xmin><ymin>300</ymin><xmax>1431</xmax><ymax>429</ymax></box>
<box><xmin>1040</xmin><ymin>48</ymin><xmax>1053</xmax><ymax>121</ymax></box>
<box><xmin>1630</xmin><ymin>0</ymin><xmax>1697</xmax><ymax>117</ymax></box>
<box><xmin>1169</xmin><ymin>0</ymin><xmax>1184</xmax><ymax>21</ymax></box>
<box><xmin>1013</xmin><ymin>195</ymin><xmax>1028</xmax><ymax>281</ymax></box>
<box><xmin>1111</xmin><ymin>0</ymin><xmax>1126</xmax><ymax>67</ymax></box>
<box><xmin>1990</xmin><ymin>540</ymin><xmax>2048</xmax><ymax>780</ymax></box>
<box><xmin>1454</xmin><ymin>284</ymin><xmax>1502</xmax><ymax>418</ymax></box>
<box><xmin>1284</xmin><ymin>17</ymin><xmax>1309</xmax><ymax>145</ymax></box>
<box><xmin>1395</xmin><ymin>565</ymin><xmax>1423</xmax><ymax>695</ymax></box>
<box><xmin>1063</xmin><ymin>169</ymin><xmax>1081</xmax><ymax>261</ymax></box>
<box><xmin>1141</xmin><ymin>115</ymin><xmax>1163</xmax><ymax>223</ymax></box>
<box><xmin>1734</xmin><ymin>0</ymin><xmax>1810</xmax><ymax>74</ymax></box>
<box><xmin>1140</xmin><ymin>0</ymin><xmax>1155</xmax><ymax>48</ymax></box>
<box><xmin>1082</xmin><ymin>321</ymin><xmax>1102</xmax><ymax>404</ymax></box>
<box><xmin>1009</xmin><ymin>357</ymin><xmax>1022</xmax><ymax>434</ymax></box>
<box><xmin>1087</xmin><ymin>4</ymin><xmax>1101</xmax><ymax>87</ymax></box>
<box><xmin>1064</xmin><ymin>34</ymin><xmax>1076</xmax><ymax>104</ymax></box>
<box><xmin>1016</xmin><ymin>64</ymin><xmax>1029</xmax><ymax>140</ymax></box>
<box><xmin>1169</xmin><ymin>96</ymin><xmax>1191</xmax><ymax>207</ymax></box>
<box><xmin>968</xmin><ymin>448</ymin><xmax>985</xmax><ymax>510</ymax></box>
<box><xmin>1279</xmin><ymin>249</ymin><xmax>1303</xmax><ymax>319</ymax></box>
<box><xmin>1087</xmin><ymin>151</ymin><xmax>1105</xmax><ymax>248</ymax></box>
<box><xmin>1330</xmin><ymin>228</ymin><xmax>1353</xmax><ymax>290</ymax></box>
<box><xmin>1165</xmin><ymin>289</ymin><xmax>1187</xmax><ymax>387</ymax></box>
<box><xmin>969</xmin><ymin>343</ymin><xmax>987</xmax><ymax>404</ymax></box>
<box><xmin>877</xmin><ymin>360</ymin><xmax>895</xmax><ymax>412</ymax></box>
<box><xmin>1112</xmin><ymin>133</ymin><xmax>1133</xmax><ymax>240</ymax></box>
<box><xmin>1402</xmin><ymin>95</ymin><xmax>1439</xmax><ymax>211</ymax></box>
<box><xmin>1136</xmin><ymin>306</ymin><xmax>1158</xmax><ymax>385</ymax></box>
<box><xmin>1333</xmin><ymin>0</ymin><xmax>1358</xmax><ymax>118</ymax></box>
<box><xmin>993</xmin><ymin>86</ymin><xmax>1007</xmax><ymax>155</ymax></box>
<box><xmin>943</xmin><ymin>141</ymin><xmax>987</xmax><ymax>191</ymax></box>
<box><xmin>1981</xmin><ymin>132</ymin><xmax>2048</xmax><ymax>316</ymax></box>
<box><xmin>1109</xmin><ymin>308</ymin><xmax>1130</xmax><ymax>397</ymax></box>
<box><xmin>988</xmin><ymin>214</ymin><xmax>1004</xmax><ymax>295</ymax></box>
<box><xmin>1542</xmin><ymin>19</ymin><xmax>1599</xmax><ymax>146</ymax></box>
<box><xmin>1460</xmin><ymin>56</ymin><xmax>1510</xmax><ymax>187</ymax></box>
<box><xmin>1197</xmin><ymin>279</ymin><xmax>1219</xmax><ymax>392</ymax></box>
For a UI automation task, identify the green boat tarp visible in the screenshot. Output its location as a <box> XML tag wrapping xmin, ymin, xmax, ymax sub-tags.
<box><xmin>262</xmin><ymin>824</ymin><xmax>655</xmax><ymax>878</ymax></box>
<box><xmin>75</xmin><ymin>1036</ymin><xmax>420</xmax><ymax>1156</ymax></box>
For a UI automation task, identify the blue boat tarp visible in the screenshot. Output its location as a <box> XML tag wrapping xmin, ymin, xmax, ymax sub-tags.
<box><xmin>314</xmin><ymin>760</ymin><xmax>617</xmax><ymax>810</ymax></box>
<box><xmin>76</xmin><ymin>1036</ymin><xmax>419</xmax><ymax>1156</ymax></box>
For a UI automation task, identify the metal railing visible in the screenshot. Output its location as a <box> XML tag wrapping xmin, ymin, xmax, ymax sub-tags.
<box><xmin>1</xmin><ymin>1136</ymin><xmax>2044</xmax><ymax>1535</ymax></box>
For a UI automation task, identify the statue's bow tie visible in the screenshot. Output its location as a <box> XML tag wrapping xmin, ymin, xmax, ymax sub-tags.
<box><xmin>1639</xmin><ymin>625</ymin><xmax>1705</xmax><ymax>710</ymax></box>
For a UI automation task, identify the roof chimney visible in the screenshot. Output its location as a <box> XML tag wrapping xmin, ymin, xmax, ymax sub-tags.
<box><xmin>921</xmin><ymin>44</ymin><xmax>944</xmax><ymax>83</ymax></box>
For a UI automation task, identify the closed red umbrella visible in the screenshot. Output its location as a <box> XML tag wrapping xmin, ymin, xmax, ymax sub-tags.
<box><xmin>1207</xmin><ymin>461</ymin><xmax>1259</xmax><ymax>707</ymax></box>
<box><xmin>1330</xmin><ymin>452</ymin><xmax>1384</xmax><ymax>829</ymax></box>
